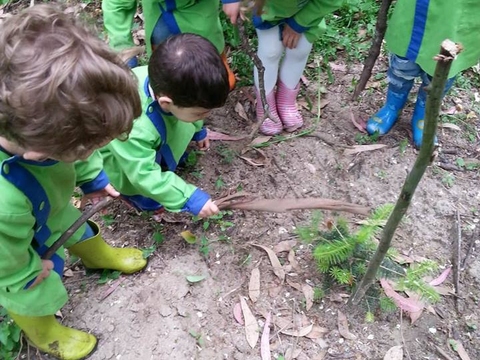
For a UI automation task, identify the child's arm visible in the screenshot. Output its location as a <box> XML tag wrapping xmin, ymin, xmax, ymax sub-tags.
<box><xmin>287</xmin><ymin>0</ymin><xmax>344</xmax><ymax>33</ymax></box>
<box><xmin>222</xmin><ymin>0</ymin><xmax>242</xmax><ymax>24</ymax></box>
<box><xmin>102</xmin><ymin>0</ymin><xmax>138</xmax><ymax>51</ymax></box>
<box><xmin>106</xmin><ymin>130</ymin><xmax>212</xmax><ymax>216</ymax></box>
<box><xmin>191</xmin><ymin>120</ymin><xmax>210</xmax><ymax>150</ymax></box>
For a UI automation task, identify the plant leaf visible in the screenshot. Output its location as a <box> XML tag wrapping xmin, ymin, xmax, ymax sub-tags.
<box><xmin>281</xmin><ymin>323</ymin><xmax>313</xmax><ymax>337</ymax></box>
<box><xmin>180</xmin><ymin>230</ymin><xmax>197</xmax><ymax>244</ymax></box>
<box><xmin>240</xmin><ymin>296</ymin><xmax>259</xmax><ymax>349</ymax></box>
<box><xmin>429</xmin><ymin>267</ymin><xmax>451</xmax><ymax>286</ymax></box>
<box><xmin>302</xmin><ymin>284</ymin><xmax>314</xmax><ymax>311</ymax></box>
<box><xmin>337</xmin><ymin>311</ymin><xmax>356</xmax><ymax>340</ymax></box>
<box><xmin>260</xmin><ymin>312</ymin><xmax>272</xmax><ymax>360</ymax></box>
<box><xmin>380</xmin><ymin>278</ymin><xmax>423</xmax><ymax>313</ymax></box>
<box><xmin>233</xmin><ymin>302</ymin><xmax>244</xmax><ymax>325</ymax></box>
<box><xmin>249</xmin><ymin>268</ymin><xmax>261</xmax><ymax>303</ymax></box>
<box><xmin>252</xmin><ymin>244</ymin><xmax>285</xmax><ymax>281</ymax></box>
<box><xmin>186</xmin><ymin>275</ymin><xmax>206</xmax><ymax>283</ymax></box>
<box><xmin>383</xmin><ymin>345</ymin><xmax>403</xmax><ymax>360</ymax></box>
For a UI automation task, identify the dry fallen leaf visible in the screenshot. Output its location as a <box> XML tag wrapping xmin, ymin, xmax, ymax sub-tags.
<box><xmin>429</xmin><ymin>267</ymin><xmax>451</xmax><ymax>286</ymax></box>
<box><xmin>305</xmin><ymin>325</ymin><xmax>329</xmax><ymax>339</ymax></box>
<box><xmin>249</xmin><ymin>136</ymin><xmax>272</xmax><ymax>147</ymax></box>
<box><xmin>302</xmin><ymin>284</ymin><xmax>315</xmax><ymax>311</ymax></box>
<box><xmin>249</xmin><ymin>268</ymin><xmax>261</xmax><ymax>303</ymax></box>
<box><xmin>260</xmin><ymin>312</ymin><xmax>272</xmax><ymax>360</ymax></box>
<box><xmin>344</xmin><ymin>144</ymin><xmax>387</xmax><ymax>156</ymax></box>
<box><xmin>337</xmin><ymin>310</ymin><xmax>356</xmax><ymax>340</ymax></box>
<box><xmin>281</xmin><ymin>323</ymin><xmax>313</xmax><ymax>337</ymax></box>
<box><xmin>273</xmin><ymin>240</ymin><xmax>297</xmax><ymax>254</ymax></box>
<box><xmin>288</xmin><ymin>250</ymin><xmax>300</xmax><ymax>271</ymax></box>
<box><xmin>286</xmin><ymin>279</ymin><xmax>303</xmax><ymax>292</ymax></box>
<box><xmin>240</xmin><ymin>296</ymin><xmax>259</xmax><ymax>349</ymax></box>
<box><xmin>439</xmin><ymin>123</ymin><xmax>461</xmax><ymax>131</ymax></box>
<box><xmin>233</xmin><ymin>302</ymin><xmax>244</xmax><ymax>325</ymax></box>
<box><xmin>207</xmin><ymin>129</ymin><xmax>247</xmax><ymax>141</ymax></box>
<box><xmin>235</xmin><ymin>102</ymin><xmax>249</xmax><ymax>121</ymax></box>
<box><xmin>252</xmin><ymin>244</ymin><xmax>285</xmax><ymax>281</ymax></box>
<box><xmin>329</xmin><ymin>62</ymin><xmax>347</xmax><ymax>72</ymax></box>
<box><xmin>450</xmin><ymin>339</ymin><xmax>472</xmax><ymax>360</ymax></box>
<box><xmin>285</xmin><ymin>347</ymin><xmax>302</xmax><ymax>360</ymax></box>
<box><xmin>383</xmin><ymin>345</ymin><xmax>403</xmax><ymax>360</ymax></box>
<box><xmin>63</xmin><ymin>269</ymin><xmax>74</xmax><ymax>277</ymax></box>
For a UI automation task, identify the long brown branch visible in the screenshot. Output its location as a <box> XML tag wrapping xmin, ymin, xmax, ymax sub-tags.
<box><xmin>352</xmin><ymin>0</ymin><xmax>393</xmax><ymax>100</ymax></box>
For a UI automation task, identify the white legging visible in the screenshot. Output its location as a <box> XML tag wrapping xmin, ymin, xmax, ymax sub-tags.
<box><xmin>254</xmin><ymin>25</ymin><xmax>313</xmax><ymax>93</ymax></box>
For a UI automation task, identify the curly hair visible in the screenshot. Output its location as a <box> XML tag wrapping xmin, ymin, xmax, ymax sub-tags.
<box><xmin>0</xmin><ymin>5</ymin><xmax>142</xmax><ymax>160</ymax></box>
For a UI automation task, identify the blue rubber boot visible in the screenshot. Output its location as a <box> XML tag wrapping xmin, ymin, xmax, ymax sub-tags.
<box><xmin>366</xmin><ymin>80</ymin><xmax>414</xmax><ymax>136</ymax></box>
<box><xmin>411</xmin><ymin>77</ymin><xmax>455</xmax><ymax>148</ymax></box>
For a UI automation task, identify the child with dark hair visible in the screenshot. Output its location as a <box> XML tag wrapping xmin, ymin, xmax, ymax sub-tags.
<box><xmin>100</xmin><ymin>33</ymin><xmax>230</xmax><ymax>221</ymax></box>
<box><xmin>366</xmin><ymin>0</ymin><xmax>480</xmax><ymax>147</ymax></box>
<box><xmin>0</xmin><ymin>5</ymin><xmax>145</xmax><ymax>360</ymax></box>
<box><xmin>102</xmin><ymin>0</ymin><xmax>236</xmax><ymax>89</ymax></box>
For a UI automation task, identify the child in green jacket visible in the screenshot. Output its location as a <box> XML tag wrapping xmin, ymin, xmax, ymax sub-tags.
<box><xmin>366</xmin><ymin>0</ymin><xmax>480</xmax><ymax>147</ymax></box>
<box><xmin>100</xmin><ymin>33</ymin><xmax>230</xmax><ymax>221</ymax></box>
<box><xmin>102</xmin><ymin>0</ymin><xmax>236</xmax><ymax>89</ymax></box>
<box><xmin>0</xmin><ymin>5</ymin><xmax>146</xmax><ymax>360</ymax></box>
<box><xmin>224</xmin><ymin>0</ymin><xmax>343</xmax><ymax>134</ymax></box>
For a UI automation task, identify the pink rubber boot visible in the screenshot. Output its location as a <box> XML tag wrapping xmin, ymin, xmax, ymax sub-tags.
<box><xmin>276</xmin><ymin>80</ymin><xmax>303</xmax><ymax>132</ymax></box>
<box><xmin>256</xmin><ymin>88</ymin><xmax>283</xmax><ymax>135</ymax></box>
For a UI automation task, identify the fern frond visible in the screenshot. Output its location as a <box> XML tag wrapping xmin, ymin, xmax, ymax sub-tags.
<box><xmin>329</xmin><ymin>267</ymin><xmax>354</xmax><ymax>285</ymax></box>
<box><xmin>379</xmin><ymin>296</ymin><xmax>397</xmax><ymax>312</ymax></box>
<box><xmin>313</xmin><ymin>239</ymin><xmax>355</xmax><ymax>266</ymax></box>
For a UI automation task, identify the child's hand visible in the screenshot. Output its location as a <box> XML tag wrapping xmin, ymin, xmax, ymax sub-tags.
<box><xmin>29</xmin><ymin>259</ymin><xmax>54</xmax><ymax>289</ymax></box>
<box><xmin>282</xmin><ymin>25</ymin><xmax>301</xmax><ymax>49</ymax></box>
<box><xmin>223</xmin><ymin>2</ymin><xmax>241</xmax><ymax>24</ymax></box>
<box><xmin>80</xmin><ymin>183</ymin><xmax>119</xmax><ymax>209</ymax></box>
<box><xmin>197</xmin><ymin>138</ymin><xmax>210</xmax><ymax>151</ymax></box>
<box><xmin>198</xmin><ymin>199</ymin><xmax>219</xmax><ymax>218</ymax></box>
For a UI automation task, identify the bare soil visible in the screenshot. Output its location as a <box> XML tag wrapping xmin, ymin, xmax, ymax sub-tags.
<box><xmin>4</xmin><ymin>3</ymin><xmax>480</xmax><ymax>359</ymax></box>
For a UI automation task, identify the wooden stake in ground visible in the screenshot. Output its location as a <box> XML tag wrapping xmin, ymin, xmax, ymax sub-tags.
<box><xmin>349</xmin><ymin>40</ymin><xmax>462</xmax><ymax>304</ymax></box>
<box><xmin>352</xmin><ymin>0</ymin><xmax>393</xmax><ymax>100</ymax></box>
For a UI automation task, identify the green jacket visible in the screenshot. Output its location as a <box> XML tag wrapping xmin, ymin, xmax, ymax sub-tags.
<box><xmin>102</xmin><ymin>0</ymin><xmax>226</xmax><ymax>55</ymax></box>
<box><xmin>250</xmin><ymin>0</ymin><xmax>344</xmax><ymax>43</ymax></box>
<box><xmin>0</xmin><ymin>150</ymin><xmax>107</xmax><ymax>316</ymax></box>
<box><xmin>386</xmin><ymin>0</ymin><xmax>480</xmax><ymax>77</ymax></box>
<box><xmin>100</xmin><ymin>66</ymin><xmax>210</xmax><ymax>215</ymax></box>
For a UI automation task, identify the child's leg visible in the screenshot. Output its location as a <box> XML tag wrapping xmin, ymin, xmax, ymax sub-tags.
<box><xmin>254</xmin><ymin>26</ymin><xmax>284</xmax><ymax>135</ymax></box>
<box><xmin>276</xmin><ymin>33</ymin><xmax>312</xmax><ymax>131</ymax></box>
<box><xmin>366</xmin><ymin>54</ymin><xmax>420</xmax><ymax>135</ymax></box>
<box><xmin>68</xmin><ymin>221</ymin><xmax>147</xmax><ymax>274</ymax></box>
<box><xmin>411</xmin><ymin>73</ymin><xmax>455</xmax><ymax>147</ymax></box>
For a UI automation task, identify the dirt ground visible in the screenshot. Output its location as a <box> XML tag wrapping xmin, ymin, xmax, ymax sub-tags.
<box><xmin>19</xmin><ymin>56</ymin><xmax>479</xmax><ymax>360</ymax></box>
<box><xmin>3</xmin><ymin>3</ymin><xmax>480</xmax><ymax>359</ymax></box>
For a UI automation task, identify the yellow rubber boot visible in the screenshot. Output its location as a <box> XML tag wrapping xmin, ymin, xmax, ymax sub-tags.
<box><xmin>69</xmin><ymin>221</ymin><xmax>147</xmax><ymax>274</ymax></box>
<box><xmin>8</xmin><ymin>312</ymin><xmax>96</xmax><ymax>360</ymax></box>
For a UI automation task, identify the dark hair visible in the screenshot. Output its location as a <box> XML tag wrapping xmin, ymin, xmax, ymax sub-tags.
<box><xmin>0</xmin><ymin>5</ymin><xmax>141</xmax><ymax>159</ymax></box>
<box><xmin>148</xmin><ymin>33</ymin><xmax>229</xmax><ymax>109</ymax></box>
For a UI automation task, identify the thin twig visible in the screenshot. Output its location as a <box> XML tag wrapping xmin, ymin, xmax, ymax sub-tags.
<box><xmin>453</xmin><ymin>210</ymin><xmax>461</xmax><ymax>312</ymax></box>
<box><xmin>400</xmin><ymin>310</ymin><xmax>412</xmax><ymax>360</ymax></box>
<box><xmin>42</xmin><ymin>197</ymin><xmax>114</xmax><ymax>260</ymax></box>
<box><xmin>236</xmin><ymin>18</ymin><xmax>279</xmax><ymax>139</ymax></box>
<box><xmin>461</xmin><ymin>224</ymin><xmax>477</xmax><ymax>270</ymax></box>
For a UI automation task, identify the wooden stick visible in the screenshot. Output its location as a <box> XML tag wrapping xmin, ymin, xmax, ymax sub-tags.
<box><xmin>349</xmin><ymin>40</ymin><xmax>462</xmax><ymax>305</ymax></box>
<box><xmin>453</xmin><ymin>210</ymin><xmax>461</xmax><ymax>312</ymax></box>
<box><xmin>42</xmin><ymin>197</ymin><xmax>114</xmax><ymax>260</ymax></box>
<box><xmin>236</xmin><ymin>18</ymin><xmax>279</xmax><ymax>139</ymax></box>
<box><xmin>352</xmin><ymin>0</ymin><xmax>394</xmax><ymax>100</ymax></box>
